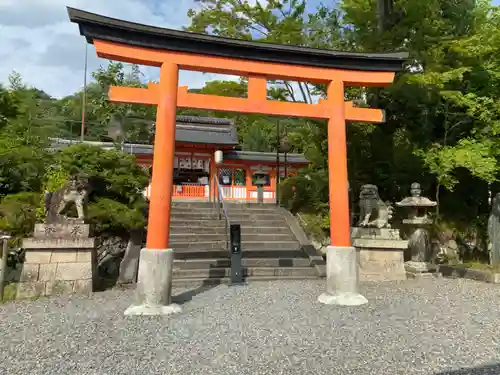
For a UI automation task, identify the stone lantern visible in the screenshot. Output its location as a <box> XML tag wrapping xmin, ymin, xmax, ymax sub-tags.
<box><xmin>396</xmin><ymin>182</ymin><xmax>438</xmax><ymax>277</ymax></box>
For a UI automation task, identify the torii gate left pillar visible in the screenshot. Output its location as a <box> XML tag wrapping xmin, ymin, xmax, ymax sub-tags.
<box><xmin>122</xmin><ymin>62</ymin><xmax>182</xmax><ymax>316</ymax></box>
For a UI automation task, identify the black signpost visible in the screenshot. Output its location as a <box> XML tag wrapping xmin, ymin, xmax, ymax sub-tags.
<box><xmin>230</xmin><ymin>223</ymin><xmax>243</xmax><ymax>284</ymax></box>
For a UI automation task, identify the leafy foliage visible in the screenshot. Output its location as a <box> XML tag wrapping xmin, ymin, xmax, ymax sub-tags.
<box><xmin>0</xmin><ymin>192</ymin><xmax>40</xmax><ymax>238</ymax></box>
<box><xmin>87</xmin><ymin>198</ymin><xmax>147</xmax><ymax>236</ymax></box>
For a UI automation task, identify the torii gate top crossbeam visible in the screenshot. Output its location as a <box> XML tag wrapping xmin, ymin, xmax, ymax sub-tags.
<box><xmin>67</xmin><ymin>7</ymin><xmax>408</xmax><ymax>86</ymax></box>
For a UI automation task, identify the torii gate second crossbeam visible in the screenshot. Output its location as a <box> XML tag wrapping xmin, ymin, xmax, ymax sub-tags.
<box><xmin>68</xmin><ymin>7</ymin><xmax>408</xmax><ymax>315</ymax></box>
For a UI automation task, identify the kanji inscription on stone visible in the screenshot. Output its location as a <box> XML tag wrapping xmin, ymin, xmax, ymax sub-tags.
<box><xmin>388</xmin><ymin>231</ymin><xmax>398</xmax><ymax>239</ymax></box>
<box><xmin>44</xmin><ymin>226</ymin><xmax>56</xmax><ymax>236</ymax></box>
<box><xmin>71</xmin><ymin>225</ymin><xmax>83</xmax><ymax>237</ymax></box>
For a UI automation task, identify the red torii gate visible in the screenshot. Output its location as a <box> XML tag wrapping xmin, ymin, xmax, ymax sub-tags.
<box><xmin>68</xmin><ymin>7</ymin><xmax>407</xmax><ymax>315</ymax></box>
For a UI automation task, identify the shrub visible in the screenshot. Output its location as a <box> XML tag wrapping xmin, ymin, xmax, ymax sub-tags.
<box><xmin>54</xmin><ymin>144</ymin><xmax>148</xmax><ymax>206</ymax></box>
<box><xmin>0</xmin><ymin>192</ymin><xmax>40</xmax><ymax>238</ymax></box>
<box><xmin>87</xmin><ymin>198</ymin><xmax>147</xmax><ymax>237</ymax></box>
<box><xmin>279</xmin><ymin>170</ymin><xmax>329</xmax><ymax>214</ymax></box>
<box><xmin>298</xmin><ymin>212</ymin><xmax>330</xmax><ymax>242</ymax></box>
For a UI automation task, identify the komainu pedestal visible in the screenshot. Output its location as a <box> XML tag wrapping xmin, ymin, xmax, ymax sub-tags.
<box><xmin>351</xmin><ymin>227</ymin><xmax>408</xmax><ymax>281</ymax></box>
<box><xmin>19</xmin><ymin>221</ymin><xmax>96</xmax><ymax>299</ymax></box>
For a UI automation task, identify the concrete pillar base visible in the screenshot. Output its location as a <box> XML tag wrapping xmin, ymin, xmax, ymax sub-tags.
<box><xmin>124</xmin><ymin>303</ymin><xmax>182</xmax><ymax>316</ymax></box>
<box><xmin>318</xmin><ymin>245</ymin><xmax>368</xmax><ymax>306</ymax></box>
<box><xmin>124</xmin><ymin>248</ymin><xmax>182</xmax><ymax>316</ymax></box>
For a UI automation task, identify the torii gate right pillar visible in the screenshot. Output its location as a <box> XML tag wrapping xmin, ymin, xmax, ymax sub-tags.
<box><xmin>318</xmin><ymin>80</ymin><xmax>368</xmax><ymax>306</ymax></box>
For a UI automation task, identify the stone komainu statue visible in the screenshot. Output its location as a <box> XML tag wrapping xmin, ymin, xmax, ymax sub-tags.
<box><xmin>358</xmin><ymin>184</ymin><xmax>394</xmax><ymax>228</ymax></box>
<box><xmin>45</xmin><ymin>175</ymin><xmax>90</xmax><ymax>223</ymax></box>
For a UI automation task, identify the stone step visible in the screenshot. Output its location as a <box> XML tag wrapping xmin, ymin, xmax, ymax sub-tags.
<box><xmin>170</xmin><ymin>240</ymin><xmax>301</xmax><ymax>250</ymax></box>
<box><xmin>228</xmin><ymin>213</ymin><xmax>284</xmax><ymax>220</ymax></box>
<box><xmin>173</xmin><ymin>248</ymin><xmax>307</xmax><ymax>260</ymax></box>
<box><xmin>169</xmin><ymin>233</ymin><xmax>294</xmax><ymax>243</ymax></box>
<box><xmin>170</xmin><ymin>219</ymin><xmax>288</xmax><ymax>227</ymax></box>
<box><xmin>173</xmin><ymin>203</ymin><xmax>279</xmax><ymax>212</ymax></box>
<box><xmin>227</xmin><ymin>207</ymin><xmax>281</xmax><ymax>213</ymax></box>
<box><xmin>226</xmin><ymin>203</ymin><xmax>280</xmax><ymax>210</ymax></box>
<box><xmin>172</xmin><ymin>202</ymin><xmax>215</xmax><ymax>209</ymax></box>
<box><xmin>171</xmin><ymin>213</ymin><xmax>220</xmax><ymax>220</ymax></box>
<box><xmin>173</xmin><ymin>266</ymin><xmax>317</xmax><ymax>279</ymax></box>
<box><xmin>172</xmin><ymin>211</ymin><xmax>283</xmax><ymax>219</ymax></box>
<box><xmin>169</xmin><ymin>219</ymin><xmax>227</xmax><ymax>227</ymax></box>
<box><xmin>172</xmin><ymin>274</ymin><xmax>320</xmax><ymax>287</ymax></box>
<box><xmin>170</xmin><ymin>226</ymin><xmax>292</xmax><ymax>235</ymax></box>
<box><xmin>172</xmin><ymin>207</ymin><xmax>218</xmax><ymax>214</ymax></box>
<box><xmin>174</xmin><ymin>257</ymin><xmax>311</xmax><ymax>269</ymax></box>
<box><xmin>173</xmin><ymin>205</ymin><xmax>278</xmax><ymax>213</ymax></box>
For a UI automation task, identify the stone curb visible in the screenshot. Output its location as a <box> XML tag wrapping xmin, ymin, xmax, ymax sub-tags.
<box><xmin>277</xmin><ymin>207</ymin><xmax>326</xmax><ymax>277</ymax></box>
<box><xmin>438</xmin><ymin>264</ymin><xmax>500</xmax><ymax>284</ymax></box>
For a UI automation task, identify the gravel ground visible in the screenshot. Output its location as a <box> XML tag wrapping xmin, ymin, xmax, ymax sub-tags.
<box><xmin>1</xmin><ymin>278</ymin><xmax>500</xmax><ymax>375</ymax></box>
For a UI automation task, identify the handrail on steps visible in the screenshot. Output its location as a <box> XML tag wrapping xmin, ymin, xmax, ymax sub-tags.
<box><xmin>214</xmin><ymin>178</ymin><xmax>230</xmax><ymax>251</ymax></box>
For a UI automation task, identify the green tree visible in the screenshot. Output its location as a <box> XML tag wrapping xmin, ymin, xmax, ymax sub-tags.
<box><xmin>0</xmin><ymin>192</ymin><xmax>40</xmax><ymax>239</ymax></box>
<box><xmin>0</xmin><ymin>73</ymin><xmax>53</xmax><ymax>197</ymax></box>
<box><xmin>88</xmin><ymin>62</ymin><xmax>156</xmax><ymax>143</ymax></box>
<box><xmin>187</xmin><ymin>0</ymin><xmax>345</xmax><ymax>103</ymax></box>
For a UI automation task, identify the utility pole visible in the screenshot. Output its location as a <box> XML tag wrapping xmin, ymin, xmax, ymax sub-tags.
<box><xmin>81</xmin><ymin>42</ymin><xmax>88</xmax><ymax>142</ymax></box>
<box><xmin>377</xmin><ymin>0</ymin><xmax>393</xmax><ymax>32</ymax></box>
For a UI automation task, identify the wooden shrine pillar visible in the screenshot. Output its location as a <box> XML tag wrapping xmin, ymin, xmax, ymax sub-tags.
<box><xmin>327</xmin><ymin>81</ymin><xmax>351</xmax><ymax>247</ymax></box>
<box><xmin>146</xmin><ymin>63</ymin><xmax>179</xmax><ymax>250</ymax></box>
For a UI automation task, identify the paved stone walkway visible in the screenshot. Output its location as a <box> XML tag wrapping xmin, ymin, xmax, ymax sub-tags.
<box><xmin>1</xmin><ymin>278</ymin><xmax>500</xmax><ymax>375</ymax></box>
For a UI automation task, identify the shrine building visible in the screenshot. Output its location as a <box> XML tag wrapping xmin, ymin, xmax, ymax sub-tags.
<box><xmin>50</xmin><ymin>115</ymin><xmax>309</xmax><ymax>202</ymax></box>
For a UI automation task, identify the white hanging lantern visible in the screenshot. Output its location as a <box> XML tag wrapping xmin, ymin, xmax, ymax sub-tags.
<box><xmin>214</xmin><ymin>150</ymin><xmax>223</xmax><ymax>165</ymax></box>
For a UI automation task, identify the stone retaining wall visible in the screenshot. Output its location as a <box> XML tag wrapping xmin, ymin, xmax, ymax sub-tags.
<box><xmin>439</xmin><ymin>264</ymin><xmax>500</xmax><ymax>284</ymax></box>
<box><xmin>15</xmin><ymin>247</ymin><xmax>95</xmax><ymax>299</ymax></box>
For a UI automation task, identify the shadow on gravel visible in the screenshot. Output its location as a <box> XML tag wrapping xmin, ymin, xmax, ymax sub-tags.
<box><xmin>172</xmin><ymin>265</ymin><xmax>225</xmax><ymax>305</ymax></box>
<box><xmin>172</xmin><ymin>283</ymin><xmax>220</xmax><ymax>305</ymax></box>
<box><xmin>435</xmin><ymin>363</ymin><xmax>500</xmax><ymax>374</ymax></box>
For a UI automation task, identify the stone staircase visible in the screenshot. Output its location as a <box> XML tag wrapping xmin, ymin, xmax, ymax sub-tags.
<box><xmin>170</xmin><ymin>201</ymin><xmax>324</xmax><ymax>285</ymax></box>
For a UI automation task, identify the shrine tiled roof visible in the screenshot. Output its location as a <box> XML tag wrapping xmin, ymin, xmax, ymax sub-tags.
<box><xmin>50</xmin><ymin>115</ymin><xmax>238</xmax><ymax>150</ymax></box>
<box><xmin>49</xmin><ymin>137</ymin><xmax>310</xmax><ymax>165</ymax></box>
<box><xmin>49</xmin><ymin>116</ymin><xmax>309</xmax><ymax>164</ymax></box>
<box><xmin>174</xmin><ymin>116</ymin><xmax>238</xmax><ymax>145</ymax></box>
<box><xmin>223</xmin><ymin>151</ymin><xmax>309</xmax><ymax>165</ymax></box>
